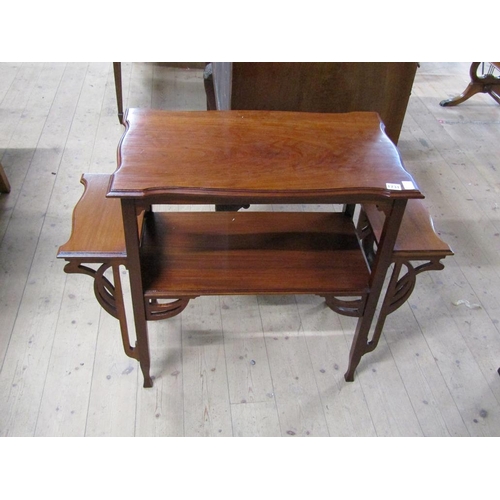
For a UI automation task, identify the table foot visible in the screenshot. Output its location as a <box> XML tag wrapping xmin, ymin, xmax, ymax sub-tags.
<box><xmin>344</xmin><ymin>347</ymin><xmax>363</xmax><ymax>382</ymax></box>
<box><xmin>142</xmin><ymin>374</ymin><xmax>154</xmax><ymax>388</ymax></box>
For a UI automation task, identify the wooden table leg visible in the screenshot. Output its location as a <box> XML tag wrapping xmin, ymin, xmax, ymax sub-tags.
<box><xmin>344</xmin><ymin>199</ymin><xmax>407</xmax><ymax>381</ymax></box>
<box><xmin>121</xmin><ymin>199</ymin><xmax>153</xmax><ymax>388</ymax></box>
<box><xmin>0</xmin><ymin>161</ymin><xmax>11</xmax><ymax>193</ymax></box>
<box><xmin>113</xmin><ymin>62</ymin><xmax>124</xmax><ymax>125</ymax></box>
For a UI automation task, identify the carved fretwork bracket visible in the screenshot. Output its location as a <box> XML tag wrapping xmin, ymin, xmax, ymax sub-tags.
<box><xmin>146</xmin><ymin>297</ymin><xmax>192</xmax><ymax>320</ymax></box>
<box><xmin>366</xmin><ymin>257</ymin><xmax>445</xmax><ymax>353</ymax></box>
<box><xmin>322</xmin><ymin>294</ymin><xmax>367</xmax><ymax>317</ymax></box>
<box><xmin>382</xmin><ymin>258</ymin><xmax>445</xmax><ymax>317</ymax></box>
<box><xmin>63</xmin><ymin>260</ymin><xmax>194</xmax><ymax>360</ymax></box>
<box><xmin>63</xmin><ymin>261</ymin><xmax>119</xmax><ymax>318</ymax></box>
<box><xmin>63</xmin><ymin>260</ymin><xmax>138</xmax><ymax>360</ymax></box>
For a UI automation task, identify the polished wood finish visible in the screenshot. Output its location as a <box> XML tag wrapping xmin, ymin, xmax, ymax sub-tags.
<box><xmin>109</xmin><ymin>109</ymin><xmax>422</xmax><ymax>202</ymax></box>
<box><xmin>208</xmin><ymin>62</ymin><xmax>418</xmax><ymax>145</ymax></box>
<box><xmin>140</xmin><ymin>211</ymin><xmax>370</xmax><ymax>297</ymax></box>
<box><xmin>440</xmin><ymin>62</ymin><xmax>500</xmax><ymax>106</ymax></box>
<box><xmin>57</xmin><ymin>173</ymin><xmax>138</xmax><ymax>363</ymax></box>
<box><xmin>357</xmin><ymin>199</ymin><xmax>453</xmax><ymax>355</ymax></box>
<box><xmin>362</xmin><ymin>199</ymin><xmax>454</xmax><ymax>258</ymax></box>
<box><xmin>58</xmin><ymin>174</ymin><xmax>452</xmax><ymax>389</ymax></box>
<box><xmin>107</xmin><ymin>108</ymin><xmax>423</xmax><ymax>386</ymax></box>
<box><xmin>58</xmin><ymin>173</ymin><xmax>126</xmax><ymax>260</ymax></box>
<box><xmin>0</xmin><ymin>161</ymin><xmax>10</xmax><ymax>193</ymax></box>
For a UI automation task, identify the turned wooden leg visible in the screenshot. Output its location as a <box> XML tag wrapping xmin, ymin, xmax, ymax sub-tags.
<box><xmin>440</xmin><ymin>62</ymin><xmax>500</xmax><ymax>107</ymax></box>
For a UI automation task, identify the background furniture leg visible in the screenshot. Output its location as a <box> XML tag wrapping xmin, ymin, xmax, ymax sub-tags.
<box><xmin>440</xmin><ymin>62</ymin><xmax>500</xmax><ymax>106</ymax></box>
<box><xmin>113</xmin><ymin>62</ymin><xmax>124</xmax><ymax>124</ymax></box>
<box><xmin>0</xmin><ymin>161</ymin><xmax>11</xmax><ymax>193</ymax></box>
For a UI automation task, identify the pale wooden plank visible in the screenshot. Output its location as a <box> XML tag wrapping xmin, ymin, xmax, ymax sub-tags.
<box><xmin>33</xmin><ymin>266</ymin><xmax>99</xmax><ymax>436</ymax></box>
<box><xmin>181</xmin><ymin>296</ymin><xmax>233</xmax><ymax>436</ymax></box>
<box><xmin>20</xmin><ymin>63</ymin><xmax>112</xmax><ymax>435</ymax></box>
<box><xmin>0</xmin><ymin>216</ymin><xmax>74</xmax><ymax>436</ymax></box>
<box><xmin>152</xmin><ymin>64</ymin><xmax>206</xmax><ymax>111</ymax></box>
<box><xmin>231</xmin><ymin>401</ymin><xmax>282</xmax><ymax>437</ymax></box>
<box><xmin>340</xmin><ymin>316</ymin><xmax>424</xmax><ymax>436</ymax></box>
<box><xmin>0</xmin><ymin>62</ymin><xmax>22</xmax><ymax>102</ymax></box>
<box><xmin>126</xmin><ymin>62</ymin><xmax>153</xmax><ymax>109</ymax></box>
<box><xmin>134</xmin><ymin>315</ymin><xmax>185</xmax><ymax>437</ymax></box>
<box><xmin>400</xmin><ymin>106</ymin><xmax>500</xmax><ymax>404</ymax></box>
<box><xmin>259</xmin><ymin>295</ymin><xmax>329</xmax><ymax>436</ymax></box>
<box><xmin>295</xmin><ymin>294</ymin><xmax>377</xmax><ymax>436</ymax></box>
<box><xmin>0</xmin><ymin>63</ymin><xmax>56</xmax><ymax>239</ymax></box>
<box><xmin>398</xmin><ymin>66</ymin><xmax>500</xmax><ymax>435</ymax></box>
<box><xmin>381</xmin><ymin>300</ymin><xmax>470</xmax><ymax>436</ymax></box>
<box><xmin>0</xmin><ymin>63</ymin><xmax>75</xmax><ymax>366</ymax></box>
<box><xmin>409</xmin><ymin>280</ymin><xmax>500</xmax><ymax>436</ymax></box>
<box><xmin>84</xmin><ymin>283</ymin><xmax>138</xmax><ymax>437</ymax></box>
<box><xmin>220</xmin><ymin>295</ymin><xmax>276</xmax><ymax>404</ymax></box>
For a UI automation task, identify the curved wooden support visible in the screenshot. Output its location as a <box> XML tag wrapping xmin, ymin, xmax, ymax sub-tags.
<box><xmin>366</xmin><ymin>257</ymin><xmax>446</xmax><ymax>353</ymax></box>
<box><xmin>63</xmin><ymin>261</ymin><xmax>138</xmax><ymax>360</ymax></box>
<box><xmin>64</xmin><ymin>262</ymin><xmax>118</xmax><ymax>317</ymax></box>
<box><xmin>440</xmin><ymin>62</ymin><xmax>500</xmax><ymax>107</ymax></box>
<box><xmin>146</xmin><ymin>297</ymin><xmax>191</xmax><ymax>320</ymax></box>
<box><xmin>323</xmin><ymin>295</ymin><xmax>367</xmax><ymax>317</ymax></box>
<box><xmin>383</xmin><ymin>259</ymin><xmax>445</xmax><ymax>317</ymax></box>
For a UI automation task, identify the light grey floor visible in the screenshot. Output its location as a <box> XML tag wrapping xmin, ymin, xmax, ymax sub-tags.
<box><xmin>1</xmin><ymin>62</ymin><xmax>500</xmax><ymax>437</ymax></box>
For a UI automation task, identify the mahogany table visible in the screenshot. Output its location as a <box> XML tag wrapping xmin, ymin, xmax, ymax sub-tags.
<box><xmin>107</xmin><ymin>109</ymin><xmax>423</xmax><ymax>388</ymax></box>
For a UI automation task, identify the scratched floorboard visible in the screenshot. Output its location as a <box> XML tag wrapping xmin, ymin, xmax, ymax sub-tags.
<box><xmin>0</xmin><ymin>62</ymin><xmax>499</xmax><ymax>436</ymax></box>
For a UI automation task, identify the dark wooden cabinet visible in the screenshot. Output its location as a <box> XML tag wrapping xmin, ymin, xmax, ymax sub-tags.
<box><xmin>207</xmin><ymin>62</ymin><xmax>418</xmax><ymax>145</ymax></box>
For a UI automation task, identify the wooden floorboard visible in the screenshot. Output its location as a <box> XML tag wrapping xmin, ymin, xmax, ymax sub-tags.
<box><xmin>1</xmin><ymin>62</ymin><xmax>500</xmax><ymax>436</ymax></box>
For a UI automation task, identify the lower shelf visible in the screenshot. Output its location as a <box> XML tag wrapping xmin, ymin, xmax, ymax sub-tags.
<box><xmin>140</xmin><ymin>211</ymin><xmax>370</xmax><ymax>297</ymax></box>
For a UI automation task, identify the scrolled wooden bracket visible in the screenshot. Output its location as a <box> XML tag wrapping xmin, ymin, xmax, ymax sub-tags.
<box><xmin>366</xmin><ymin>257</ymin><xmax>446</xmax><ymax>353</ymax></box>
<box><xmin>323</xmin><ymin>294</ymin><xmax>367</xmax><ymax>317</ymax></box>
<box><xmin>64</xmin><ymin>262</ymin><xmax>118</xmax><ymax>317</ymax></box>
<box><xmin>146</xmin><ymin>297</ymin><xmax>192</xmax><ymax>320</ymax></box>
<box><xmin>63</xmin><ymin>261</ymin><xmax>138</xmax><ymax>360</ymax></box>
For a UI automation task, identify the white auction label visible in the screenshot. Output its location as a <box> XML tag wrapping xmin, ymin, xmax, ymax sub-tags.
<box><xmin>402</xmin><ymin>181</ymin><xmax>415</xmax><ymax>190</ymax></box>
<box><xmin>386</xmin><ymin>183</ymin><xmax>402</xmax><ymax>190</ymax></box>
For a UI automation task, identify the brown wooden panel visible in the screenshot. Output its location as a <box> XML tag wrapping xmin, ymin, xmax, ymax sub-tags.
<box><xmin>228</xmin><ymin>62</ymin><xmax>418</xmax><ymax>144</ymax></box>
<box><xmin>363</xmin><ymin>199</ymin><xmax>454</xmax><ymax>257</ymax></box>
<box><xmin>140</xmin><ymin>211</ymin><xmax>370</xmax><ymax>297</ymax></box>
<box><xmin>109</xmin><ymin>109</ymin><xmax>422</xmax><ymax>202</ymax></box>
<box><xmin>57</xmin><ymin>173</ymin><xmax>126</xmax><ymax>260</ymax></box>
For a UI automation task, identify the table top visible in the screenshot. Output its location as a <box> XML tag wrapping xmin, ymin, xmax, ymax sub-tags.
<box><xmin>108</xmin><ymin>108</ymin><xmax>423</xmax><ymax>203</ymax></box>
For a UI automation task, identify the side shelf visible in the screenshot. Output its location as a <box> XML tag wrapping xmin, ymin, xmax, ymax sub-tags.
<box><xmin>58</xmin><ymin>174</ymin><xmax>127</xmax><ymax>261</ymax></box>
